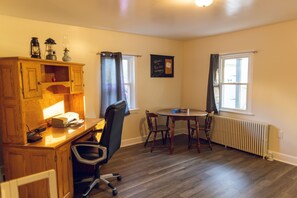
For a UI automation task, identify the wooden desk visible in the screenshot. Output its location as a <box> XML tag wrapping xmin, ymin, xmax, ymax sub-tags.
<box><xmin>0</xmin><ymin>57</ymin><xmax>96</xmax><ymax>197</ymax></box>
<box><xmin>3</xmin><ymin>118</ymin><xmax>102</xmax><ymax>198</ymax></box>
<box><xmin>157</xmin><ymin>109</ymin><xmax>207</xmax><ymax>154</ymax></box>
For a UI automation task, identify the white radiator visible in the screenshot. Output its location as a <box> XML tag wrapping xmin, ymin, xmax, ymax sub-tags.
<box><xmin>211</xmin><ymin>116</ymin><xmax>269</xmax><ymax>158</ymax></box>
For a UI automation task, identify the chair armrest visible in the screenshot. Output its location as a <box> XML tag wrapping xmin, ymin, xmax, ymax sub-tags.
<box><xmin>94</xmin><ymin>129</ymin><xmax>103</xmax><ymax>133</ymax></box>
<box><xmin>71</xmin><ymin>141</ymin><xmax>107</xmax><ymax>165</ymax></box>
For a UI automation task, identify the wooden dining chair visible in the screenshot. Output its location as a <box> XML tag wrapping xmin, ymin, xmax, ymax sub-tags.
<box><xmin>189</xmin><ymin>111</ymin><xmax>214</xmax><ymax>150</ymax></box>
<box><xmin>145</xmin><ymin>110</ymin><xmax>170</xmax><ymax>152</ymax></box>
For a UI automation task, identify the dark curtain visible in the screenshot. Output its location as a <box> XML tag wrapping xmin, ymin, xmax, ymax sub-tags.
<box><xmin>206</xmin><ymin>54</ymin><xmax>220</xmax><ymax>113</ymax></box>
<box><xmin>100</xmin><ymin>51</ymin><xmax>130</xmax><ymax>117</ymax></box>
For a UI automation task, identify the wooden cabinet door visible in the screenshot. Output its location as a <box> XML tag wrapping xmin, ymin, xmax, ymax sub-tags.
<box><xmin>70</xmin><ymin>66</ymin><xmax>84</xmax><ymax>93</ymax></box>
<box><xmin>0</xmin><ymin>62</ymin><xmax>24</xmax><ymax>144</ymax></box>
<box><xmin>21</xmin><ymin>61</ymin><xmax>42</xmax><ymax>99</ymax></box>
<box><xmin>26</xmin><ymin>149</ymin><xmax>56</xmax><ymax>198</ymax></box>
<box><xmin>3</xmin><ymin>146</ymin><xmax>56</xmax><ymax>198</ymax></box>
<box><xmin>56</xmin><ymin>143</ymin><xmax>73</xmax><ymax>198</ymax></box>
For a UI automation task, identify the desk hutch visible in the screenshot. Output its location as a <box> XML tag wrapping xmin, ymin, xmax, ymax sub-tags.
<box><xmin>0</xmin><ymin>57</ymin><xmax>101</xmax><ymax>198</ymax></box>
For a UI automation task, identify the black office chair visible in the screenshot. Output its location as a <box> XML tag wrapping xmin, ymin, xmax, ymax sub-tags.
<box><xmin>71</xmin><ymin>100</ymin><xmax>126</xmax><ymax>197</ymax></box>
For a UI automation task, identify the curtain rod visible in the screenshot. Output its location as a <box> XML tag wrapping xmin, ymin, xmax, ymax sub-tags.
<box><xmin>219</xmin><ymin>50</ymin><xmax>258</xmax><ymax>56</ymax></box>
<box><xmin>96</xmin><ymin>52</ymin><xmax>142</xmax><ymax>57</ymax></box>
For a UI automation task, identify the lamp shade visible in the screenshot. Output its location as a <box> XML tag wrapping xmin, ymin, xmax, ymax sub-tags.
<box><xmin>195</xmin><ymin>0</ymin><xmax>213</xmax><ymax>7</ymax></box>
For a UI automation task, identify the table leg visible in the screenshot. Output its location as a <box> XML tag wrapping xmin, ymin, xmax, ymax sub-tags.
<box><xmin>169</xmin><ymin>118</ymin><xmax>175</xmax><ymax>154</ymax></box>
<box><xmin>187</xmin><ymin>120</ymin><xmax>191</xmax><ymax>149</ymax></box>
<box><xmin>195</xmin><ymin>120</ymin><xmax>200</xmax><ymax>153</ymax></box>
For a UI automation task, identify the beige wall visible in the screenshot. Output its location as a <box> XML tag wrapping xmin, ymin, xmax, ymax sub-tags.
<box><xmin>182</xmin><ymin>20</ymin><xmax>297</xmax><ymax>164</ymax></box>
<box><xmin>1</xmin><ymin>14</ymin><xmax>297</xmax><ymax>165</ymax></box>
<box><xmin>0</xmin><ymin>15</ymin><xmax>183</xmax><ymax>143</ymax></box>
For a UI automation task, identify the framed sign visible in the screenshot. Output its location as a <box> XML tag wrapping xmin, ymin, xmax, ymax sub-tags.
<box><xmin>150</xmin><ymin>54</ymin><xmax>174</xmax><ymax>78</ymax></box>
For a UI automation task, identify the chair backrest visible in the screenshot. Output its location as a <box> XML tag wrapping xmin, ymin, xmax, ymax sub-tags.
<box><xmin>145</xmin><ymin>110</ymin><xmax>159</xmax><ymax>131</ymax></box>
<box><xmin>205</xmin><ymin>111</ymin><xmax>214</xmax><ymax>131</ymax></box>
<box><xmin>99</xmin><ymin>100</ymin><xmax>126</xmax><ymax>162</ymax></box>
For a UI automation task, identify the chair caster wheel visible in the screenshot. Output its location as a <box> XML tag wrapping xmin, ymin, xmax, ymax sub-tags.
<box><xmin>112</xmin><ymin>189</ymin><xmax>118</xmax><ymax>196</ymax></box>
<box><xmin>117</xmin><ymin>176</ymin><xmax>122</xmax><ymax>181</ymax></box>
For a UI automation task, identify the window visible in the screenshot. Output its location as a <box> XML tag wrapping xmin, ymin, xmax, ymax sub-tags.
<box><xmin>122</xmin><ymin>55</ymin><xmax>136</xmax><ymax>109</ymax></box>
<box><xmin>219</xmin><ymin>53</ymin><xmax>253</xmax><ymax>113</ymax></box>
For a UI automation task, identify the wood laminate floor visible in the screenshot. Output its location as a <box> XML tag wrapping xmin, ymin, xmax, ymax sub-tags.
<box><xmin>74</xmin><ymin>135</ymin><xmax>297</xmax><ymax>198</ymax></box>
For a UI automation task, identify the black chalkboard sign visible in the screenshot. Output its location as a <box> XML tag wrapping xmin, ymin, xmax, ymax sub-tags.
<box><xmin>151</xmin><ymin>54</ymin><xmax>174</xmax><ymax>78</ymax></box>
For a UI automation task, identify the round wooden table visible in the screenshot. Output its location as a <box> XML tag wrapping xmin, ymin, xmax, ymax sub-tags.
<box><xmin>157</xmin><ymin>109</ymin><xmax>207</xmax><ymax>154</ymax></box>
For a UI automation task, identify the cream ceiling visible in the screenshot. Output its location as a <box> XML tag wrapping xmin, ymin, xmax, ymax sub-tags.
<box><xmin>1</xmin><ymin>0</ymin><xmax>297</xmax><ymax>40</ymax></box>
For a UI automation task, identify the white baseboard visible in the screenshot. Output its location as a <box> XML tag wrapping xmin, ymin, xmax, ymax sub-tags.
<box><xmin>121</xmin><ymin>136</ymin><xmax>144</xmax><ymax>147</ymax></box>
<box><xmin>121</xmin><ymin>131</ymin><xmax>297</xmax><ymax>167</ymax></box>
<box><xmin>121</xmin><ymin>128</ymin><xmax>186</xmax><ymax>147</ymax></box>
<box><xmin>269</xmin><ymin>150</ymin><xmax>297</xmax><ymax>166</ymax></box>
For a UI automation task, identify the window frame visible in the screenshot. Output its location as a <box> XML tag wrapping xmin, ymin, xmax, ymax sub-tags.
<box><xmin>122</xmin><ymin>55</ymin><xmax>136</xmax><ymax>110</ymax></box>
<box><xmin>219</xmin><ymin>53</ymin><xmax>253</xmax><ymax>114</ymax></box>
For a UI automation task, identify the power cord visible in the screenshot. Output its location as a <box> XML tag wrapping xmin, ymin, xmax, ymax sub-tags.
<box><xmin>26</xmin><ymin>124</ymin><xmax>43</xmax><ymax>143</ymax></box>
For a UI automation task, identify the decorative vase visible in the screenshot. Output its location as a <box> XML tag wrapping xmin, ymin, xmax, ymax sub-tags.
<box><xmin>62</xmin><ymin>48</ymin><xmax>72</xmax><ymax>62</ymax></box>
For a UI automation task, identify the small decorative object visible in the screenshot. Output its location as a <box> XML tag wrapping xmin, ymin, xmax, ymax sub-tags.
<box><xmin>52</xmin><ymin>51</ymin><xmax>57</xmax><ymax>61</ymax></box>
<box><xmin>195</xmin><ymin>0</ymin><xmax>213</xmax><ymax>7</ymax></box>
<box><xmin>151</xmin><ymin>54</ymin><xmax>174</xmax><ymax>78</ymax></box>
<box><xmin>30</xmin><ymin>37</ymin><xmax>41</xmax><ymax>58</ymax></box>
<box><xmin>62</xmin><ymin>48</ymin><xmax>72</xmax><ymax>62</ymax></box>
<box><xmin>45</xmin><ymin>38</ymin><xmax>57</xmax><ymax>60</ymax></box>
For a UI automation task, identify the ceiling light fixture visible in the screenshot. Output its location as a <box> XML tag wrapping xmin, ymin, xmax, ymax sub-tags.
<box><xmin>195</xmin><ymin>0</ymin><xmax>214</xmax><ymax>7</ymax></box>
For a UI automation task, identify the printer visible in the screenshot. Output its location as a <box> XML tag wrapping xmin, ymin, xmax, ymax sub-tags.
<box><xmin>51</xmin><ymin>112</ymin><xmax>79</xmax><ymax>128</ymax></box>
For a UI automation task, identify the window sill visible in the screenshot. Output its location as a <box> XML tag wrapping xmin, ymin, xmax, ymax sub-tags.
<box><xmin>129</xmin><ymin>108</ymin><xmax>140</xmax><ymax>114</ymax></box>
<box><xmin>219</xmin><ymin>109</ymin><xmax>254</xmax><ymax>116</ymax></box>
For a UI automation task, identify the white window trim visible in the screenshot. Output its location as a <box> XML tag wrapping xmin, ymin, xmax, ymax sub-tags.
<box><xmin>123</xmin><ymin>55</ymin><xmax>136</xmax><ymax>109</ymax></box>
<box><xmin>219</xmin><ymin>53</ymin><xmax>253</xmax><ymax>114</ymax></box>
